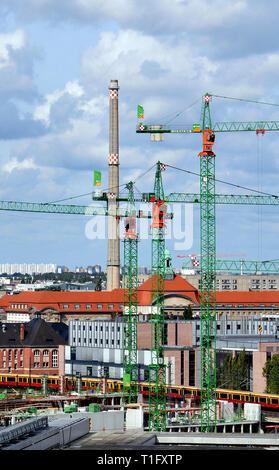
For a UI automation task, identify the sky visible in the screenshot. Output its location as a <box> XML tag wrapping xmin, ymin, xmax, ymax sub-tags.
<box><xmin>0</xmin><ymin>0</ymin><xmax>279</xmax><ymax>271</ymax></box>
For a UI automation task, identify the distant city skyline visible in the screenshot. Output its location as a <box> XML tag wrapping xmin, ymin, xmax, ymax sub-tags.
<box><xmin>0</xmin><ymin>263</ymin><xmax>154</xmax><ymax>275</ymax></box>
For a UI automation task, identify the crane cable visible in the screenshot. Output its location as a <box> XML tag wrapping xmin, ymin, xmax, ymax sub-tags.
<box><xmin>210</xmin><ymin>94</ymin><xmax>279</xmax><ymax>108</ymax></box>
<box><xmin>47</xmin><ymin>163</ymin><xmax>157</xmax><ymax>205</ymax></box>
<box><xmin>164</xmin><ymin>163</ymin><xmax>279</xmax><ymax>199</ymax></box>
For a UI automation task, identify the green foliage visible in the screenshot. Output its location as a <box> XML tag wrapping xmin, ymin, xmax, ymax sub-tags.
<box><xmin>95</xmin><ymin>277</ymin><xmax>103</xmax><ymax>291</ymax></box>
<box><xmin>183</xmin><ymin>305</ymin><xmax>193</xmax><ymax>319</ymax></box>
<box><xmin>217</xmin><ymin>349</ymin><xmax>249</xmax><ymax>391</ymax></box>
<box><xmin>263</xmin><ymin>354</ymin><xmax>279</xmax><ymax>394</ymax></box>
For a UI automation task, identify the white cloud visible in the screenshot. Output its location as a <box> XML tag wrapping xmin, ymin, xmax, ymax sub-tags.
<box><xmin>2</xmin><ymin>156</ymin><xmax>37</xmax><ymax>173</ymax></box>
<box><xmin>33</xmin><ymin>80</ymin><xmax>84</xmax><ymax>125</ymax></box>
<box><xmin>0</xmin><ymin>29</ymin><xmax>25</xmax><ymax>68</ymax></box>
<box><xmin>2</xmin><ymin>0</ymin><xmax>247</xmax><ymax>33</ymax></box>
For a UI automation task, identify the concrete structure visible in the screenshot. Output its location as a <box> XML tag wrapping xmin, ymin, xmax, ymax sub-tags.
<box><xmin>65</xmin><ymin>317</ymin><xmax>279</xmax><ymax>394</ymax></box>
<box><xmin>107</xmin><ymin>79</ymin><xmax>120</xmax><ymax>291</ymax></box>
<box><xmin>65</xmin><ymin>343</ymin><xmax>151</xmax><ymax>381</ymax></box>
<box><xmin>0</xmin><ymin>415</ymin><xmax>90</xmax><ymax>450</ymax></box>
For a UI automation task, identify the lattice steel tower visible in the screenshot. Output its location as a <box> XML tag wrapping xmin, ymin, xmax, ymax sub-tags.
<box><xmin>148</xmin><ymin>162</ymin><xmax>167</xmax><ymax>432</ymax></box>
<box><xmin>122</xmin><ymin>182</ymin><xmax>139</xmax><ymax>404</ymax></box>
<box><xmin>198</xmin><ymin>95</ymin><xmax>217</xmax><ymax>431</ymax></box>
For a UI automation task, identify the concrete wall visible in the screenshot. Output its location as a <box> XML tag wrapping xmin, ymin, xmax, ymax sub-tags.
<box><xmin>90</xmin><ymin>410</ymin><xmax>124</xmax><ymax>432</ymax></box>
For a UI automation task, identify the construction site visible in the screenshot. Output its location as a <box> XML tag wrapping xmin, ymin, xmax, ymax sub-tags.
<box><xmin>1</xmin><ymin>79</ymin><xmax>279</xmax><ymax>453</ymax></box>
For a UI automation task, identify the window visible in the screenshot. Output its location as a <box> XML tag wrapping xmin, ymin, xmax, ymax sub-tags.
<box><xmin>63</xmin><ymin>304</ymin><xmax>69</xmax><ymax>309</ymax></box>
<box><xmin>97</xmin><ymin>304</ymin><xmax>103</xmax><ymax>309</ymax></box>
<box><xmin>43</xmin><ymin>350</ymin><xmax>49</xmax><ymax>357</ymax></box>
<box><xmin>86</xmin><ymin>304</ymin><xmax>91</xmax><ymax>310</ymax></box>
<box><xmin>52</xmin><ymin>350</ymin><xmax>58</xmax><ymax>368</ymax></box>
<box><xmin>74</xmin><ymin>304</ymin><xmax>80</xmax><ymax>310</ymax></box>
<box><xmin>34</xmin><ymin>350</ymin><xmax>40</xmax><ymax>356</ymax></box>
<box><xmin>108</xmin><ymin>304</ymin><xmax>114</xmax><ymax>309</ymax></box>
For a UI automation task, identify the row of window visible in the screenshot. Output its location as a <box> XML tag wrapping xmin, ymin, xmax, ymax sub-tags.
<box><xmin>72</xmin><ymin>337</ymin><xmax>121</xmax><ymax>346</ymax></box>
<box><xmin>10</xmin><ymin>303</ymin><xmax>124</xmax><ymax>311</ymax></box>
<box><xmin>216</xmin><ymin>304</ymin><xmax>279</xmax><ymax>307</ymax></box>
<box><xmin>62</xmin><ymin>303</ymin><xmax>121</xmax><ymax>310</ymax></box>
<box><xmin>10</xmin><ymin>304</ymin><xmax>28</xmax><ymax>309</ymax></box>
<box><xmin>0</xmin><ymin>349</ymin><xmax>58</xmax><ymax>368</ymax></box>
<box><xmin>72</xmin><ymin>324</ymin><xmax>121</xmax><ymax>332</ymax></box>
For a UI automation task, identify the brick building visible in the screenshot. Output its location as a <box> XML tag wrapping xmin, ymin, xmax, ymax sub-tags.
<box><xmin>0</xmin><ymin>317</ymin><xmax>68</xmax><ymax>376</ymax></box>
<box><xmin>1</xmin><ymin>274</ymin><xmax>279</xmax><ymax>324</ymax></box>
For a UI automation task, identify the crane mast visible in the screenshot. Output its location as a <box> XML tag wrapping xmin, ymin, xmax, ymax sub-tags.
<box><xmin>148</xmin><ymin>161</ymin><xmax>167</xmax><ymax>431</ymax></box>
<box><xmin>122</xmin><ymin>182</ymin><xmax>139</xmax><ymax>405</ymax></box>
<box><xmin>198</xmin><ymin>96</ymin><xmax>217</xmax><ymax>431</ymax></box>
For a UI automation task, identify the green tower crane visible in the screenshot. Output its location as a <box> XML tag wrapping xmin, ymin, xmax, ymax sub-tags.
<box><xmin>136</xmin><ymin>94</ymin><xmax>279</xmax><ymax>432</ymax></box>
<box><xmin>148</xmin><ymin>161</ymin><xmax>167</xmax><ymax>432</ymax></box>
<box><xmin>122</xmin><ymin>181</ymin><xmax>139</xmax><ymax>405</ymax></box>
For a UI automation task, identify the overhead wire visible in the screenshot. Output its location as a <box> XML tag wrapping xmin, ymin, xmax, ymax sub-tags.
<box><xmin>163</xmin><ymin>97</ymin><xmax>202</xmax><ymax>125</ymax></box>
<box><xmin>210</xmin><ymin>94</ymin><xmax>279</xmax><ymax>108</ymax></box>
<box><xmin>46</xmin><ymin>163</ymin><xmax>157</xmax><ymax>205</ymax></box>
<box><xmin>164</xmin><ymin>163</ymin><xmax>279</xmax><ymax>199</ymax></box>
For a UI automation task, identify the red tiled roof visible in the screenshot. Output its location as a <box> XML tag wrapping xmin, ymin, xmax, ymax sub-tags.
<box><xmin>1</xmin><ymin>275</ymin><xmax>279</xmax><ymax>312</ymax></box>
<box><xmin>0</xmin><ymin>288</ymin><xmax>124</xmax><ymax>312</ymax></box>
<box><xmin>137</xmin><ymin>274</ymin><xmax>200</xmax><ymax>305</ymax></box>
<box><xmin>216</xmin><ymin>291</ymin><xmax>279</xmax><ymax>306</ymax></box>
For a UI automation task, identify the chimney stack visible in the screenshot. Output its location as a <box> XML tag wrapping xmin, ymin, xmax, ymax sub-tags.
<box><xmin>107</xmin><ymin>79</ymin><xmax>120</xmax><ymax>291</ymax></box>
<box><xmin>20</xmin><ymin>323</ymin><xmax>24</xmax><ymax>341</ymax></box>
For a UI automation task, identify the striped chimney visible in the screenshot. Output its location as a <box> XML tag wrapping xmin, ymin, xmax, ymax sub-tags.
<box><xmin>107</xmin><ymin>80</ymin><xmax>120</xmax><ymax>291</ymax></box>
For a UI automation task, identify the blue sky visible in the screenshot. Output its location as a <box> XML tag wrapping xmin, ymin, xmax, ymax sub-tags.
<box><xmin>0</xmin><ymin>0</ymin><xmax>279</xmax><ymax>271</ymax></box>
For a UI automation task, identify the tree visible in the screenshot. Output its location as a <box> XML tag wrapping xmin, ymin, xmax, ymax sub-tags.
<box><xmin>217</xmin><ymin>349</ymin><xmax>249</xmax><ymax>390</ymax></box>
<box><xmin>183</xmin><ymin>304</ymin><xmax>193</xmax><ymax>319</ymax></box>
<box><xmin>95</xmin><ymin>277</ymin><xmax>102</xmax><ymax>291</ymax></box>
<box><xmin>263</xmin><ymin>354</ymin><xmax>279</xmax><ymax>394</ymax></box>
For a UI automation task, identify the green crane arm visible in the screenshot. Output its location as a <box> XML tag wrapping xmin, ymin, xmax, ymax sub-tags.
<box><xmin>136</xmin><ymin>121</ymin><xmax>279</xmax><ymax>134</ymax></box>
<box><xmin>181</xmin><ymin>258</ymin><xmax>279</xmax><ymax>273</ymax></box>
<box><xmin>0</xmin><ymin>199</ymin><xmax>157</xmax><ymax>219</ymax></box>
<box><xmin>166</xmin><ymin>193</ymin><xmax>279</xmax><ymax>205</ymax></box>
<box><xmin>95</xmin><ymin>192</ymin><xmax>279</xmax><ymax>206</ymax></box>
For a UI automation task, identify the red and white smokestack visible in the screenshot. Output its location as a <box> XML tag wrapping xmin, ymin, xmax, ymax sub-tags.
<box><xmin>107</xmin><ymin>79</ymin><xmax>120</xmax><ymax>291</ymax></box>
<box><xmin>20</xmin><ymin>323</ymin><xmax>24</xmax><ymax>341</ymax></box>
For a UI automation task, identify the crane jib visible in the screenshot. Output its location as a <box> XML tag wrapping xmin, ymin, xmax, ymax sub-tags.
<box><xmin>136</xmin><ymin>121</ymin><xmax>279</xmax><ymax>133</ymax></box>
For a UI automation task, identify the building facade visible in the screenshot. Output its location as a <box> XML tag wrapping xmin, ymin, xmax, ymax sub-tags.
<box><xmin>182</xmin><ymin>273</ymin><xmax>279</xmax><ymax>291</ymax></box>
<box><xmin>0</xmin><ymin>318</ymin><xmax>67</xmax><ymax>376</ymax></box>
<box><xmin>2</xmin><ymin>274</ymin><xmax>279</xmax><ymax>324</ymax></box>
<box><xmin>66</xmin><ymin>316</ymin><xmax>279</xmax><ymax>394</ymax></box>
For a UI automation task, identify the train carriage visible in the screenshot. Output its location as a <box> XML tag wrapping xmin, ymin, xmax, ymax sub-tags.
<box><xmin>0</xmin><ymin>372</ymin><xmax>278</xmax><ymax>409</ymax></box>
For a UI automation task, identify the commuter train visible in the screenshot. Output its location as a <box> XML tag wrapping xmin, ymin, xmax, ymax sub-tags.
<box><xmin>0</xmin><ymin>372</ymin><xmax>279</xmax><ymax>410</ymax></box>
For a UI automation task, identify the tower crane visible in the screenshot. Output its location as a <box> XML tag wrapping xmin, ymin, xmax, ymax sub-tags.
<box><xmin>136</xmin><ymin>93</ymin><xmax>279</xmax><ymax>432</ymax></box>
<box><xmin>122</xmin><ymin>181</ymin><xmax>139</xmax><ymax>405</ymax></box>
<box><xmin>148</xmin><ymin>161</ymin><xmax>167</xmax><ymax>431</ymax></box>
